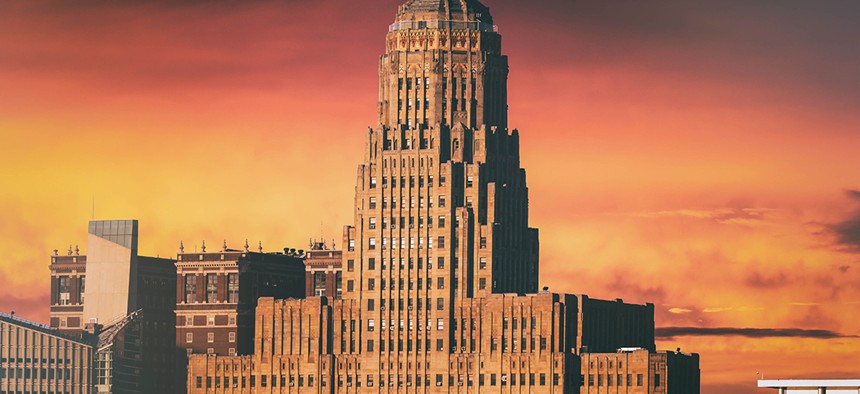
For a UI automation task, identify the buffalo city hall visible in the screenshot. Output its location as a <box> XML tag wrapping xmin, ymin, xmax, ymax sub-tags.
<box><xmin>186</xmin><ymin>1</ymin><xmax>700</xmax><ymax>393</ymax></box>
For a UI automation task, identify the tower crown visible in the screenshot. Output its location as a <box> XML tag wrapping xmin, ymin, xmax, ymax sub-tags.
<box><xmin>395</xmin><ymin>0</ymin><xmax>493</xmax><ymax>24</ymax></box>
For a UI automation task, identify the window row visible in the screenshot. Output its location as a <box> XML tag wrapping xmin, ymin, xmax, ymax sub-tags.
<box><xmin>183</xmin><ymin>273</ymin><xmax>239</xmax><ymax>304</ymax></box>
<box><xmin>368</xmin><ymin>195</ymin><xmax>447</xmax><ymax>210</ymax></box>
<box><xmin>584</xmin><ymin>373</ymin><xmax>650</xmax><ymax>387</ymax></box>
<box><xmin>367</xmin><ymin>215</ymin><xmax>447</xmax><ymax>229</ymax></box>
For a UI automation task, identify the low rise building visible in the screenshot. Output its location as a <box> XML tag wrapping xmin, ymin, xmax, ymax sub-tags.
<box><xmin>0</xmin><ymin>311</ymin><xmax>93</xmax><ymax>394</ymax></box>
<box><xmin>758</xmin><ymin>380</ymin><xmax>860</xmax><ymax>393</ymax></box>
<box><xmin>580</xmin><ymin>348</ymin><xmax>700</xmax><ymax>394</ymax></box>
<box><xmin>186</xmin><ymin>293</ymin><xmax>660</xmax><ymax>393</ymax></box>
<box><xmin>174</xmin><ymin>241</ymin><xmax>306</xmax><ymax>358</ymax></box>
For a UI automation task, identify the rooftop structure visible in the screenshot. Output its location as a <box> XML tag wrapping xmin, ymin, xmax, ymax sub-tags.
<box><xmin>759</xmin><ymin>380</ymin><xmax>860</xmax><ymax>393</ymax></box>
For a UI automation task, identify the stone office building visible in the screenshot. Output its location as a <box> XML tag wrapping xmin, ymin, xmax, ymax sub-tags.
<box><xmin>187</xmin><ymin>0</ymin><xmax>700</xmax><ymax>392</ymax></box>
<box><xmin>0</xmin><ymin>311</ymin><xmax>93</xmax><ymax>394</ymax></box>
<box><xmin>580</xmin><ymin>348</ymin><xmax>699</xmax><ymax>394</ymax></box>
<box><xmin>174</xmin><ymin>241</ymin><xmax>306</xmax><ymax>358</ymax></box>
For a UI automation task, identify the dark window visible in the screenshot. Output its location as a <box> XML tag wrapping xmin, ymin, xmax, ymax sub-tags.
<box><xmin>184</xmin><ymin>275</ymin><xmax>197</xmax><ymax>303</ymax></box>
<box><xmin>227</xmin><ymin>273</ymin><xmax>239</xmax><ymax>303</ymax></box>
<box><xmin>206</xmin><ymin>274</ymin><xmax>218</xmax><ymax>303</ymax></box>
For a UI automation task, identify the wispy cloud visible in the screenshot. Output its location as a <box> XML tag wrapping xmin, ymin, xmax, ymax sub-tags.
<box><xmin>702</xmin><ymin>306</ymin><xmax>765</xmax><ymax>313</ymax></box>
<box><xmin>669</xmin><ymin>307</ymin><xmax>693</xmax><ymax>314</ymax></box>
<box><xmin>631</xmin><ymin>207</ymin><xmax>775</xmax><ymax>226</ymax></box>
<box><xmin>656</xmin><ymin>326</ymin><xmax>857</xmax><ymax>339</ymax></box>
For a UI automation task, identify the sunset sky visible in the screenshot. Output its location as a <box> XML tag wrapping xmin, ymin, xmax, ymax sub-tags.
<box><xmin>1</xmin><ymin>1</ymin><xmax>859</xmax><ymax>392</ymax></box>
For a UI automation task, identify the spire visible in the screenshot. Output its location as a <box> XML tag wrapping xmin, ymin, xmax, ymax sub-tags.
<box><xmin>244</xmin><ymin>239</ymin><xmax>250</xmax><ymax>253</ymax></box>
<box><xmin>179</xmin><ymin>241</ymin><xmax>185</xmax><ymax>253</ymax></box>
<box><xmin>201</xmin><ymin>240</ymin><xmax>206</xmax><ymax>253</ymax></box>
<box><xmin>258</xmin><ymin>241</ymin><xmax>263</xmax><ymax>253</ymax></box>
<box><xmin>222</xmin><ymin>240</ymin><xmax>228</xmax><ymax>252</ymax></box>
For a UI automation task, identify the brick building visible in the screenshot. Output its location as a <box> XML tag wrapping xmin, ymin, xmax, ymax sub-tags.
<box><xmin>49</xmin><ymin>219</ymin><xmax>178</xmax><ymax>393</ymax></box>
<box><xmin>303</xmin><ymin>240</ymin><xmax>344</xmax><ymax>298</ymax></box>
<box><xmin>186</xmin><ymin>0</ymin><xmax>700</xmax><ymax>393</ymax></box>
<box><xmin>174</xmin><ymin>241</ymin><xmax>306</xmax><ymax>358</ymax></box>
<box><xmin>49</xmin><ymin>250</ymin><xmax>86</xmax><ymax>335</ymax></box>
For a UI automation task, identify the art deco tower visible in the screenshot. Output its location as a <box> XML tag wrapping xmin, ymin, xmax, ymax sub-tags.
<box><xmin>186</xmin><ymin>2</ymin><xmax>674</xmax><ymax>392</ymax></box>
<box><xmin>344</xmin><ymin>0</ymin><xmax>539</xmax><ymax>307</ymax></box>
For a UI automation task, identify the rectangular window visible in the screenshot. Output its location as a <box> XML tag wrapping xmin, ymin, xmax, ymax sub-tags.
<box><xmin>229</xmin><ymin>332</ymin><xmax>236</xmax><ymax>343</ymax></box>
<box><xmin>369</xmin><ymin>237</ymin><xmax>376</xmax><ymax>250</ymax></box>
<box><xmin>368</xmin><ymin>278</ymin><xmax>375</xmax><ymax>290</ymax></box>
<box><xmin>479</xmin><ymin>257</ymin><xmax>487</xmax><ymax>269</ymax></box>
<box><xmin>347</xmin><ymin>280</ymin><xmax>354</xmax><ymax>292</ymax></box>
<box><xmin>184</xmin><ymin>275</ymin><xmax>197</xmax><ymax>303</ymax></box>
<box><xmin>368</xmin><ymin>299</ymin><xmax>375</xmax><ymax>311</ymax></box>
<box><xmin>466</xmin><ymin>176</ymin><xmax>473</xmax><ymax>187</ymax></box>
<box><xmin>439</xmin><ymin>216</ymin><xmax>446</xmax><ymax>228</ymax></box>
<box><xmin>637</xmin><ymin>374</ymin><xmax>643</xmax><ymax>386</ymax></box>
<box><xmin>370</xmin><ymin>177</ymin><xmax>377</xmax><ymax>189</ymax></box>
<box><xmin>227</xmin><ymin>273</ymin><xmax>239</xmax><ymax>303</ymax></box>
<box><xmin>438</xmin><ymin>236</ymin><xmax>445</xmax><ymax>249</ymax></box>
<box><xmin>58</xmin><ymin>277</ymin><xmax>71</xmax><ymax>305</ymax></box>
<box><xmin>369</xmin><ymin>217</ymin><xmax>377</xmax><ymax>229</ymax></box>
<box><xmin>437</xmin><ymin>277</ymin><xmax>444</xmax><ymax>289</ymax></box>
<box><xmin>207</xmin><ymin>332</ymin><xmax>214</xmax><ymax>343</ymax></box>
<box><xmin>368</xmin><ymin>258</ymin><xmax>376</xmax><ymax>270</ymax></box>
<box><xmin>479</xmin><ymin>278</ymin><xmax>487</xmax><ymax>290</ymax></box>
<box><xmin>206</xmin><ymin>274</ymin><xmax>218</xmax><ymax>303</ymax></box>
<box><xmin>437</xmin><ymin>319</ymin><xmax>444</xmax><ymax>331</ymax></box>
<box><xmin>439</xmin><ymin>195</ymin><xmax>446</xmax><ymax>207</ymax></box>
<box><xmin>437</xmin><ymin>257</ymin><xmax>445</xmax><ymax>269</ymax></box>
<box><xmin>186</xmin><ymin>332</ymin><xmax>193</xmax><ymax>343</ymax></box>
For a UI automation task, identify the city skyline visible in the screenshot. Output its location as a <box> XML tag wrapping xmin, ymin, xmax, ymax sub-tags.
<box><xmin>2</xmin><ymin>1</ymin><xmax>859</xmax><ymax>393</ymax></box>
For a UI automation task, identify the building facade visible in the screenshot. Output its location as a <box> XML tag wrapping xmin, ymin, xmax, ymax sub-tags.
<box><xmin>580</xmin><ymin>348</ymin><xmax>699</xmax><ymax>394</ymax></box>
<box><xmin>49</xmin><ymin>251</ymin><xmax>87</xmax><ymax>336</ymax></box>
<box><xmin>174</xmin><ymin>242</ymin><xmax>306</xmax><ymax>358</ymax></box>
<box><xmin>304</xmin><ymin>241</ymin><xmax>344</xmax><ymax>299</ymax></box>
<box><xmin>186</xmin><ymin>0</ymin><xmax>700</xmax><ymax>393</ymax></box>
<box><xmin>49</xmin><ymin>220</ymin><xmax>178</xmax><ymax>393</ymax></box>
<box><xmin>0</xmin><ymin>311</ymin><xmax>93</xmax><ymax>394</ymax></box>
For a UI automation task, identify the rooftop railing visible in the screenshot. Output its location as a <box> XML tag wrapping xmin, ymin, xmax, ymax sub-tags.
<box><xmin>389</xmin><ymin>20</ymin><xmax>498</xmax><ymax>33</ymax></box>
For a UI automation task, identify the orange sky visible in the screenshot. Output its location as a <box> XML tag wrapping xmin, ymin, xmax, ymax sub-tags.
<box><xmin>1</xmin><ymin>1</ymin><xmax>859</xmax><ymax>392</ymax></box>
